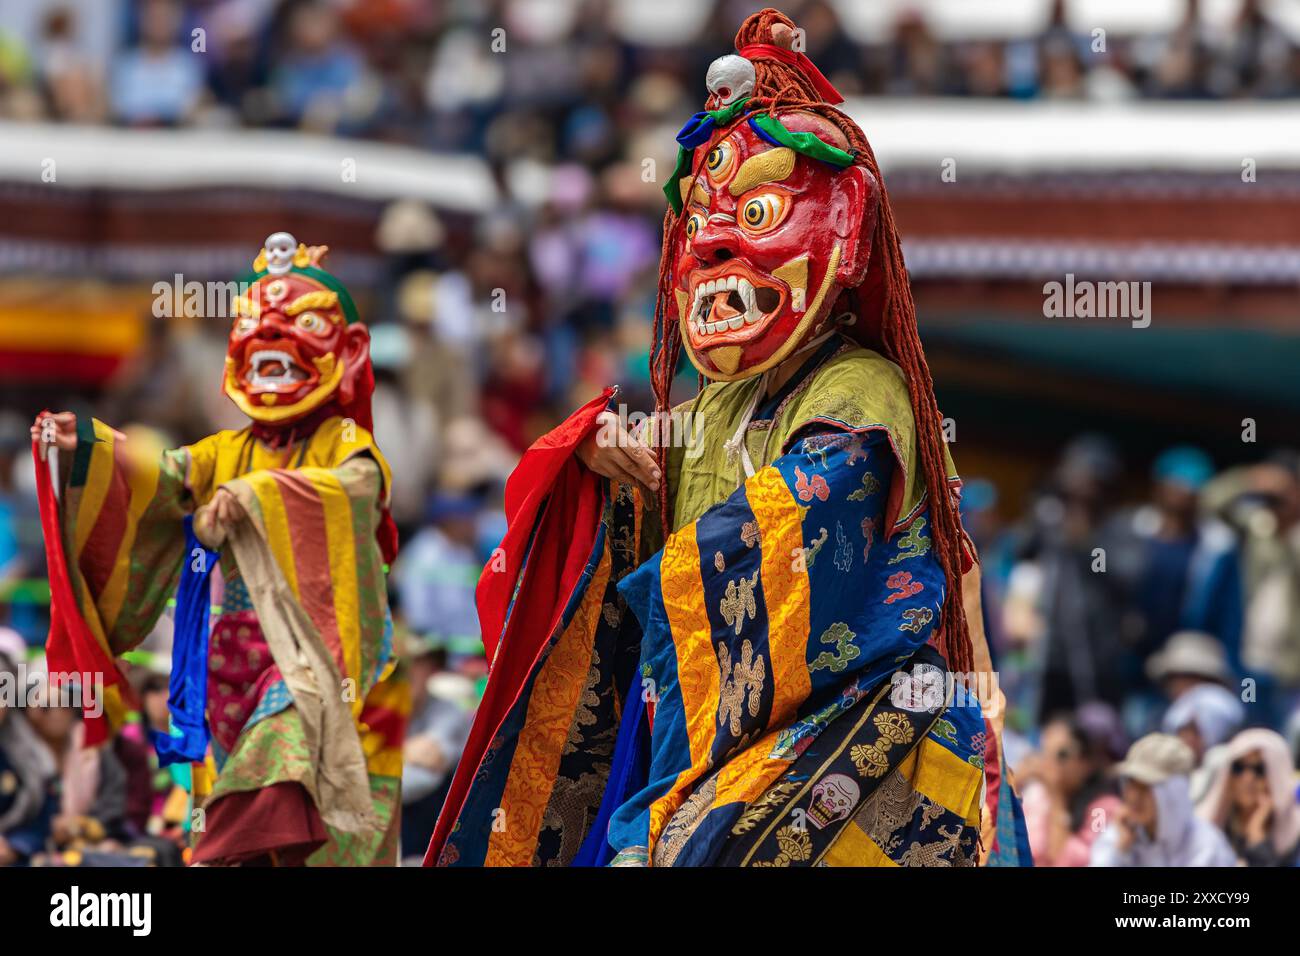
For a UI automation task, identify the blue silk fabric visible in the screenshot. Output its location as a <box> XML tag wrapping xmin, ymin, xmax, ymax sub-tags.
<box><xmin>438</xmin><ymin>427</ymin><xmax>998</xmax><ymax>866</ymax></box>
<box><xmin>604</xmin><ymin>429</ymin><xmax>980</xmax><ymax>863</ymax></box>
<box><xmin>153</xmin><ymin>515</ymin><xmax>220</xmax><ymax>766</ymax></box>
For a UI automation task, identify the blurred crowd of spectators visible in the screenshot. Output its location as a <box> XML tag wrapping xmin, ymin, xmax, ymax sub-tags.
<box><xmin>973</xmin><ymin>439</ymin><xmax>1300</xmax><ymax>867</ymax></box>
<box><xmin>2</xmin><ymin>0</ymin><xmax>1299</xmax><ymax>145</ymax></box>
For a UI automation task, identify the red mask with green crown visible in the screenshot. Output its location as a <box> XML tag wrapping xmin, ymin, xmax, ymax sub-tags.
<box><xmin>224</xmin><ymin>232</ymin><xmax>376</xmax><ymax>433</ymax></box>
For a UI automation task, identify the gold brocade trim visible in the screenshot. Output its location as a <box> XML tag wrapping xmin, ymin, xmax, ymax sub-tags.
<box><xmin>717</xmin><ymin>639</ymin><xmax>765</xmax><ymax>737</ymax></box>
<box><xmin>745</xmin><ymin>466</ymin><xmax>813</xmax><ymax>726</ymax></box>
<box><xmin>485</xmin><ymin>549</ymin><xmax>611</xmax><ymax>866</ymax></box>
<box><xmin>730</xmin><ymin>779</ymin><xmax>801</xmax><ymax>836</ymax></box>
<box><xmin>719</xmin><ymin>570</ymin><xmax>758</xmax><ymax>634</ymax></box>
<box><xmin>652</xmin><ymin>775</ymin><xmax>719</xmax><ymax>867</ymax></box>
<box><xmin>750</xmin><ymin>824</ymin><xmax>812</xmax><ymax>867</ymax></box>
<box><xmin>646</xmin><ymin>520</ymin><xmax>720</xmax><ymax>852</ymax></box>
<box><xmin>840</xmin><ymin>757</ymin><xmax>976</xmax><ymax>867</ymax></box>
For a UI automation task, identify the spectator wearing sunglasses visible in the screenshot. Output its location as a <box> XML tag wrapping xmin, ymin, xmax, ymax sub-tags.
<box><xmin>1020</xmin><ymin>711</ymin><xmax>1124</xmax><ymax>866</ymax></box>
<box><xmin>1091</xmin><ymin>733</ymin><xmax>1236</xmax><ymax>867</ymax></box>
<box><xmin>1197</xmin><ymin>729</ymin><xmax>1300</xmax><ymax>867</ymax></box>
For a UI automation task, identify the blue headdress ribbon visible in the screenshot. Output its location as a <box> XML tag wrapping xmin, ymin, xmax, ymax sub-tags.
<box><xmin>664</xmin><ymin>97</ymin><xmax>753</xmax><ymax>213</ymax></box>
<box><xmin>153</xmin><ymin>515</ymin><xmax>220</xmax><ymax>766</ymax></box>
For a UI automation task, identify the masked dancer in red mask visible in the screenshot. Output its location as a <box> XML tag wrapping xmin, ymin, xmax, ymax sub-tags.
<box><xmin>33</xmin><ymin>235</ymin><xmax>405</xmax><ymax>865</ymax></box>
<box><xmin>428</xmin><ymin>8</ymin><xmax>1030</xmax><ymax>867</ymax></box>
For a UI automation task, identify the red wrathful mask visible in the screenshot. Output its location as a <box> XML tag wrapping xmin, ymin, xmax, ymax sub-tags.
<box><xmin>223</xmin><ymin>241</ymin><xmax>370</xmax><ymax>427</ymax></box>
<box><xmin>671</xmin><ymin>110</ymin><xmax>879</xmax><ymax>381</ymax></box>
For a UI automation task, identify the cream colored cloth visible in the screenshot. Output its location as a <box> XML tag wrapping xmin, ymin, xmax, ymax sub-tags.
<box><xmin>224</xmin><ymin>516</ymin><xmax>376</xmax><ymax>835</ymax></box>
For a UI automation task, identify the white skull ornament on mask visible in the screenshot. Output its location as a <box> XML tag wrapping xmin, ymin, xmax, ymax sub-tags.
<box><xmin>705</xmin><ymin>54</ymin><xmax>756</xmax><ymax>106</ymax></box>
<box><xmin>263</xmin><ymin>231</ymin><xmax>298</xmax><ymax>276</ymax></box>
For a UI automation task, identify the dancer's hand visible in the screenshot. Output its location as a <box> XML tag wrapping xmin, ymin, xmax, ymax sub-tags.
<box><xmin>30</xmin><ymin>411</ymin><xmax>78</xmax><ymax>451</ymax></box>
<box><xmin>576</xmin><ymin>410</ymin><xmax>661</xmax><ymax>501</ymax></box>
<box><xmin>194</xmin><ymin>487</ymin><xmax>245</xmax><ymax>549</ymax></box>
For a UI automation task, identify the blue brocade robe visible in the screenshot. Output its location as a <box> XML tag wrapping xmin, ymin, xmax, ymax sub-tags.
<box><xmin>434</xmin><ymin>340</ymin><xmax>1031</xmax><ymax>867</ymax></box>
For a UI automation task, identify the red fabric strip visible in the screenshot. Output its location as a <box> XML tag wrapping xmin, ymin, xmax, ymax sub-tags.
<box><xmin>272</xmin><ymin>469</ymin><xmax>344</xmax><ymax>673</ymax></box>
<box><xmin>737</xmin><ymin>43</ymin><xmax>844</xmax><ymax>104</ymax></box>
<box><xmin>424</xmin><ymin>388</ymin><xmax>613</xmax><ymax>865</ymax></box>
<box><xmin>31</xmin><ymin>427</ymin><xmax>129</xmax><ymax>746</ymax></box>
<box><xmin>476</xmin><ymin>387</ymin><xmax>615</xmax><ymax>665</ymax></box>
<box><xmin>359</xmin><ymin>704</ymin><xmax>406</xmax><ymax>749</ymax></box>
<box><xmin>75</xmin><ymin>445</ymin><xmax>132</xmax><ymax>600</ymax></box>
<box><xmin>335</xmin><ymin>352</ymin><xmax>399</xmax><ymax>566</ymax></box>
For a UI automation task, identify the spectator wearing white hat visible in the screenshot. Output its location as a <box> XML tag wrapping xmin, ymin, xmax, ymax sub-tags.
<box><xmin>1146</xmin><ymin>629</ymin><xmax>1234</xmax><ymax>700</ymax></box>
<box><xmin>1090</xmin><ymin>733</ymin><xmax>1237</xmax><ymax>867</ymax></box>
